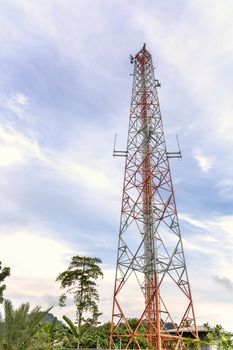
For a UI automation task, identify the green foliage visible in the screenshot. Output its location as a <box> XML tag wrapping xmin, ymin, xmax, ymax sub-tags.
<box><xmin>0</xmin><ymin>262</ymin><xmax>10</xmax><ymax>303</ymax></box>
<box><xmin>205</xmin><ymin>323</ymin><xmax>233</xmax><ymax>350</ymax></box>
<box><xmin>47</xmin><ymin>318</ymin><xmax>110</xmax><ymax>349</ymax></box>
<box><xmin>56</xmin><ymin>255</ymin><xmax>103</xmax><ymax>329</ymax></box>
<box><xmin>62</xmin><ymin>313</ymin><xmax>110</xmax><ymax>348</ymax></box>
<box><xmin>26</xmin><ymin>327</ymin><xmax>53</xmax><ymax>350</ymax></box>
<box><xmin>0</xmin><ymin>299</ymin><xmax>51</xmax><ymax>350</ymax></box>
<box><xmin>47</xmin><ymin>321</ymin><xmax>72</xmax><ymax>349</ymax></box>
<box><xmin>62</xmin><ymin>316</ymin><xmax>81</xmax><ymax>348</ymax></box>
<box><xmin>96</xmin><ymin>321</ymin><xmax>111</xmax><ymax>348</ymax></box>
<box><xmin>63</xmin><ymin>316</ymin><xmax>79</xmax><ymax>339</ymax></box>
<box><xmin>111</xmin><ymin>319</ymin><xmax>150</xmax><ymax>349</ymax></box>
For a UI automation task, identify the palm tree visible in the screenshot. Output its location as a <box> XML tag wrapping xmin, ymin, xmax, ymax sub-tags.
<box><xmin>0</xmin><ymin>299</ymin><xmax>50</xmax><ymax>350</ymax></box>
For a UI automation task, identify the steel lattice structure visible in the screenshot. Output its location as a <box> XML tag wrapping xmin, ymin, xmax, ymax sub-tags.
<box><xmin>110</xmin><ymin>45</ymin><xmax>198</xmax><ymax>350</ymax></box>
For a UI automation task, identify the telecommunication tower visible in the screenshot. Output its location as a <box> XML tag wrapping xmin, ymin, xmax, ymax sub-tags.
<box><xmin>110</xmin><ymin>45</ymin><xmax>198</xmax><ymax>350</ymax></box>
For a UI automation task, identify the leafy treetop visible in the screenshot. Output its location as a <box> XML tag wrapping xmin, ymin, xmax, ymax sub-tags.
<box><xmin>0</xmin><ymin>262</ymin><xmax>10</xmax><ymax>303</ymax></box>
<box><xmin>56</xmin><ymin>255</ymin><xmax>103</xmax><ymax>329</ymax></box>
<box><xmin>205</xmin><ymin>323</ymin><xmax>233</xmax><ymax>350</ymax></box>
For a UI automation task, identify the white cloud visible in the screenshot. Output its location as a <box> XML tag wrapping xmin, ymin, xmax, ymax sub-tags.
<box><xmin>213</xmin><ymin>275</ymin><xmax>233</xmax><ymax>291</ymax></box>
<box><xmin>0</xmin><ymin>124</ymin><xmax>45</xmax><ymax>166</ymax></box>
<box><xmin>195</xmin><ymin>300</ymin><xmax>233</xmax><ymax>332</ymax></box>
<box><xmin>193</xmin><ymin>149</ymin><xmax>215</xmax><ymax>173</ymax></box>
<box><xmin>0</xmin><ymin>123</ymin><xmax>119</xmax><ymax>197</ymax></box>
<box><xmin>181</xmin><ymin>213</ymin><xmax>233</xmax><ymax>274</ymax></box>
<box><xmin>180</xmin><ymin>213</ymin><xmax>208</xmax><ymax>230</ymax></box>
<box><xmin>131</xmin><ymin>1</ymin><xmax>233</xmax><ymax>146</ymax></box>
<box><xmin>179</xmin><ymin>213</ymin><xmax>233</xmax><ymax>330</ymax></box>
<box><xmin>0</xmin><ymin>230</ymin><xmax>74</xmax><ymax>278</ymax></box>
<box><xmin>0</xmin><ymin>225</ymin><xmax>83</xmax><ymax>319</ymax></box>
<box><xmin>215</xmin><ymin>179</ymin><xmax>233</xmax><ymax>199</ymax></box>
<box><xmin>0</xmin><ymin>145</ymin><xmax>24</xmax><ymax>166</ymax></box>
<box><xmin>216</xmin><ymin>113</ymin><xmax>233</xmax><ymax>140</ymax></box>
<box><xmin>1</xmin><ymin>92</ymin><xmax>29</xmax><ymax>120</ymax></box>
<box><xmin>52</xmin><ymin>155</ymin><xmax>119</xmax><ymax>196</ymax></box>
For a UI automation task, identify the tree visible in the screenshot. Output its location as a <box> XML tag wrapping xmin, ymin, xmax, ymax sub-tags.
<box><xmin>0</xmin><ymin>299</ymin><xmax>50</xmax><ymax>350</ymax></box>
<box><xmin>205</xmin><ymin>323</ymin><xmax>233</xmax><ymax>350</ymax></box>
<box><xmin>0</xmin><ymin>262</ymin><xmax>10</xmax><ymax>303</ymax></box>
<box><xmin>56</xmin><ymin>255</ymin><xmax>103</xmax><ymax>330</ymax></box>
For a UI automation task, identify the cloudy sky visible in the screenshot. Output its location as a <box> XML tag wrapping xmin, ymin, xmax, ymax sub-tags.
<box><xmin>0</xmin><ymin>0</ymin><xmax>233</xmax><ymax>331</ymax></box>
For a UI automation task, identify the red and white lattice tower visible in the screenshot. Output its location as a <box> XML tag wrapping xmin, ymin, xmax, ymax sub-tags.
<box><xmin>110</xmin><ymin>45</ymin><xmax>198</xmax><ymax>350</ymax></box>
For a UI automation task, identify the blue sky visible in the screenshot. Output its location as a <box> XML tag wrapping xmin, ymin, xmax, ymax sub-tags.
<box><xmin>0</xmin><ymin>0</ymin><xmax>233</xmax><ymax>330</ymax></box>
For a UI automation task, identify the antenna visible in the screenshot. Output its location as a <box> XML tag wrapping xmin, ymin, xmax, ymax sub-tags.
<box><xmin>166</xmin><ymin>134</ymin><xmax>182</xmax><ymax>159</ymax></box>
<box><xmin>113</xmin><ymin>133</ymin><xmax>127</xmax><ymax>157</ymax></box>
<box><xmin>130</xmin><ymin>54</ymin><xmax>134</xmax><ymax>64</ymax></box>
<box><xmin>176</xmin><ymin>134</ymin><xmax>182</xmax><ymax>154</ymax></box>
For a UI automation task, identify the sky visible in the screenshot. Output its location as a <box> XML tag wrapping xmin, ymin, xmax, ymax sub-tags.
<box><xmin>0</xmin><ymin>0</ymin><xmax>233</xmax><ymax>331</ymax></box>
